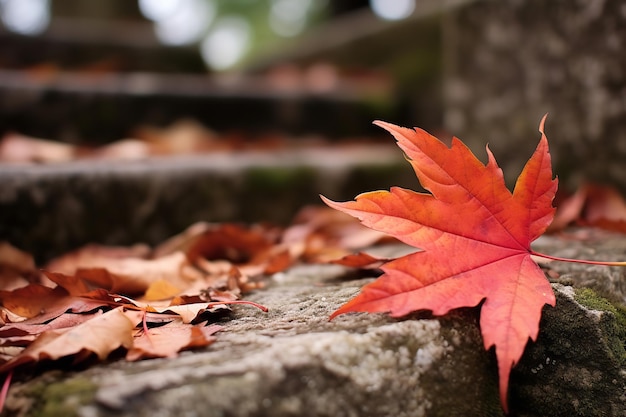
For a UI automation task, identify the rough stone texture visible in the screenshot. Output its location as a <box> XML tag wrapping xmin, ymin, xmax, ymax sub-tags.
<box><xmin>533</xmin><ymin>229</ymin><xmax>626</xmax><ymax>306</ymax></box>
<box><xmin>4</xmin><ymin>235</ymin><xmax>626</xmax><ymax>417</ymax></box>
<box><xmin>443</xmin><ymin>0</ymin><xmax>626</xmax><ymax>193</ymax></box>
<box><xmin>0</xmin><ymin>147</ymin><xmax>415</xmax><ymax>262</ymax></box>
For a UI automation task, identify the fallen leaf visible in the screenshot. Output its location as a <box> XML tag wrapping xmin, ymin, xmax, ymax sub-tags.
<box><xmin>0</xmin><ymin>311</ymin><xmax>104</xmax><ymax>340</ymax></box>
<box><xmin>323</xmin><ymin>116</ymin><xmax>557</xmax><ymax>411</ymax></box>
<box><xmin>42</xmin><ymin>271</ymin><xmax>90</xmax><ymax>296</ymax></box>
<box><xmin>549</xmin><ymin>183</ymin><xmax>626</xmax><ymax>233</ymax></box>
<box><xmin>0</xmin><ymin>307</ymin><xmax>138</xmax><ymax>373</ymax></box>
<box><xmin>152</xmin><ymin>222</ymin><xmax>212</xmax><ymax>258</ymax></box>
<box><xmin>0</xmin><ymin>242</ymin><xmax>36</xmax><ymax>276</ymax></box>
<box><xmin>45</xmin><ymin>243</ymin><xmax>152</xmax><ymax>275</ymax></box>
<box><xmin>75</xmin><ymin>252</ymin><xmax>200</xmax><ymax>295</ymax></box>
<box><xmin>0</xmin><ymin>285</ymin><xmax>66</xmax><ymax>319</ymax></box>
<box><xmin>0</xmin><ymin>133</ymin><xmax>76</xmax><ymax>163</ymax></box>
<box><xmin>143</xmin><ymin>279</ymin><xmax>184</xmax><ymax>301</ymax></box>
<box><xmin>0</xmin><ymin>242</ymin><xmax>38</xmax><ymax>291</ymax></box>
<box><xmin>126</xmin><ymin>322</ymin><xmax>222</xmax><ymax>361</ymax></box>
<box><xmin>1</xmin><ymin>286</ymin><xmax>122</xmax><ymax>327</ymax></box>
<box><xmin>184</xmin><ymin>223</ymin><xmax>278</xmax><ymax>264</ymax></box>
<box><xmin>329</xmin><ymin>252</ymin><xmax>388</xmax><ymax>269</ymax></box>
<box><xmin>132</xmin><ymin>118</ymin><xmax>219</xmax><ymax>156</ymax></box>
<box><xmin>91</xmin><ymin>138</ymin><xmax>150</xmax><ymax>160</ymax></box>
<box><xmin>283</xmin><ymin>206</ymin><xmax>394</xmax><ymax>264</ymax></box>
<box><xmin>147</xmin><ymin>303</ymin><xmax>227</xmax><ymax>324</ymax></box>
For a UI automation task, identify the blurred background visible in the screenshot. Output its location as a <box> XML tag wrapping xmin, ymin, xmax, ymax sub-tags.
<box><xmin>0</xmin><ymin>0</ymin><xmax>622</xmax><ymax>170</ymax></box>
<box><xmin>0</xmin><ymin>0</ymin><xmax>442</xmax><ymax>141</ymax></box>
<box><xmin>0</xmin><ymin>0</ymin><xmax>624</xmax><ymax>259</ymax></box>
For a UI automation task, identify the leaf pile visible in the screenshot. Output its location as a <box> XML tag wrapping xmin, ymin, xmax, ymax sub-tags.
<box><xmin>0</xmin><ymin>208</ymin><xmax>391</xmax><ymax>375</ymax></box>
<box><xmin>0</xmin><ymin>119</ymin><xmax>389</xmax><ymax>163</ymax></box>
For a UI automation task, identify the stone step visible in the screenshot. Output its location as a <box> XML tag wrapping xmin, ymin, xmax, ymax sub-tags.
<box><xmin>0</xmin><ymin>145</ymin><xmax>416</xmax><ymax>262</ymax></box>
<box><xmin>3</xmin><ymin>235</ymin><xmax>625</xmax><ymax>417</ymax></box>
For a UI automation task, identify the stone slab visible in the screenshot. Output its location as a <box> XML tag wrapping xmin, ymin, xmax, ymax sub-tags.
<box><xmin>4</xmin><ymin>235</ymin><xmax>626</xmax><ymax>417</ymax></box>
<box><xmin>0</xmin><ymin>146</ymin><xmax>415</xmax><ymax>262</ymax></box>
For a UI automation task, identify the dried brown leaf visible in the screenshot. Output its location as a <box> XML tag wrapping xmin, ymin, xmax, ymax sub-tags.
<box><xmin>75</xmin><ymin>252</ymin><xmax>199</xmax><ymax>295</ymax></box>
<box><xmin>126</xmin><ymin>322</ymin><xmax>222</xmax><ymax>361</ymax></box>
<box><xmin>45</xmin><ymin>243</ymin><xmax>151</xmax><ymax>275</ymax></box>
<box><xmin>0</xmin><ymin>307</ymin><xmax>139</xmax><ymax>373</ymax></box>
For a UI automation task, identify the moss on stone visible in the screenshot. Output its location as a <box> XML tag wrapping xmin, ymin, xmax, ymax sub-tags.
<box><xmin>24</xmin><ymin>376</ymin><xmax>97</xmax><ymax>417</ymax></box>
<box><xmin>574</xmin><ymin>287</ymin><xmax>626</xmax><ymax>366</ymax></box>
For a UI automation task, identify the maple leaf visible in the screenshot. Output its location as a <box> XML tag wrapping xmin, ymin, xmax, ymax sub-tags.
<box><xmin>322</xmin><ymin>116</ymin><xmax>558</xmax><ymax>411</ymax></box>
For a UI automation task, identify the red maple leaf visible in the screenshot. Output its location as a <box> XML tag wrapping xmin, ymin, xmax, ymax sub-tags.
<box><xmin>322</xmin><ymin>115</ymin><xmax>557</xmax><ymax>411</ymax></box>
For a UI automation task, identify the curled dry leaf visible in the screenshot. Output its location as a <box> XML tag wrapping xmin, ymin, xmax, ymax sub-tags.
<box><xmin>0</xmin><ymin>311</ymin><xmax>103</xmax><ymax>341</ymax></box>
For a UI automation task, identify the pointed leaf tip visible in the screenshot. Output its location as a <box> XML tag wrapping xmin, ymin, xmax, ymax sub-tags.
<box><xmin>539</xmin><ymin>113</ymin><xmax>548</xmax><ymax>135</ymax></box>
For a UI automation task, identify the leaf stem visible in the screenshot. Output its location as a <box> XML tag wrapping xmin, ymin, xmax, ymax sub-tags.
<box><xmin>141</xmin><ymin>309</ymin><xmax>155</xmax><ymax>348</ymax></box>
<box><xmin>530</xmin><ymin>250</ymin><xmax>626</xmax><ymax>267</ymax></box>
<box><xmin>0</xmin><ymin>370</ymin><xmax>13</xmax><ymax>414</ymax></box>
<box><xmin>206</xmin><ymin>300</ymin><xmax>269</xmax><ymax>312</ymax></box>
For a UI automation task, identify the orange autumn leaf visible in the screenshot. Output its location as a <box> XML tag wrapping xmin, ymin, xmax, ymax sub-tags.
<box><xmin>323</xmin><ymin>116</ymin><xmax>558</xmax><ymax>412</ymax></box>
<box><xmin>0</xmin><ymin>285</ymin><xmax>66</xmax><ymax>319</ymax></box>
<box><xmin>74</xmin><ymin>252</ymin><xmax>200</xmax><ymax>296</ymax></box>
<box><xmin>0</xmin><ymin>307</ymin><xmax>139</xmax><ymax>374</ymax></box>
<box><xmin>42</xmin><ymin>271</ymin><xmax>91</xmax><ymax>296</ymax></box>
<box><xmin>143</xmin><ymin>279</ymin><xmax>184</xmax><ymax>301</ymax></box>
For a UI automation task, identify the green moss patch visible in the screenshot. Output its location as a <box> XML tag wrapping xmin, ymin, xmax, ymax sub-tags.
<box><xmin>574</xmin><ymin>287</ymin><xmax>626</xmax><ymax>366</ymax></box>
<box><xmin>24</xmin><ymin>376</ymin><xmax>97</xmax><ymax>417</ymax></box>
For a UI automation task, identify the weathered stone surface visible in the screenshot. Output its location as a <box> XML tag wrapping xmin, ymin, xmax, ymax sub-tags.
<box><xmin>0</xmin><ymin>148</ymin><xmax>414</xmax><ymax>262</ymax></box>
<box><xmin>443</xmin><ymin>0</ymin><xmax>626</xmax><ymax>193</ymax></box>
<box><xmin>533</xmin><ymin>229</ymin><xmax>626</xmax><ymax>306</ymax></box>
<box><xmin>4</xmin><ymin>238</ymin><xmax>625</xmax><ymax>417</ymax></box>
